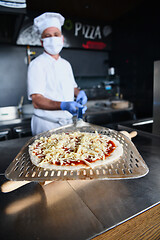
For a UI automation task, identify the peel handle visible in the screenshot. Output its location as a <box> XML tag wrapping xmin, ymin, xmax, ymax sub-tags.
<box><xmin>120</xmin><ymin>131</ymin><xmax>137</xmax><ymax>140</ymax></box>
<box><xmin>77</xmin><ymin>98</ymin><xmax>83</xmax><ymax>119</ymax></box>
<box><xmin>1</xmin><ymin>180</ymin><xmax>53</xmax><ymax>193</ymax></box>
<box><xmin>1</xmin><ymin>181</ymin><xmax>31</xmax><ymax>193</ymax></box>
<box><xmin>77</xmin><ymin>106</ymin><xmax>83</xmax><ymax>119</ymax></box>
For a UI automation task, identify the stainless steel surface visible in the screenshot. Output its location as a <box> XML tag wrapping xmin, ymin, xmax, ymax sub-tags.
<box><xmin>0</xmin><ymin>127</ymin><xmax>160</xmax><ymax>240</ymax></box>
<box><xmin>0</xmin><ymin>116</ymin><xmax>31</xmax><ymax>127</ymax></box>
<box><xmin>5</xmin><ymin>120</ymin><xmax>149</xmax><ymax>182</ymax></box>
<box><xmin>0</xmin><ymin>176</ymin><xmax>103</xmax><ymax>240</ymax></box>
<box><xmin>153</xmin><ymin>61</ymin><xmax>160</xmax><ymax>135</ymax></box>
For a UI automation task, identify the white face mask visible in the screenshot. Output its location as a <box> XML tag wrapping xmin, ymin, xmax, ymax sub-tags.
<box><xmin>42</xmin><ymin>36</ymin><xmax>63</xmax><ymax>55</ymax></box>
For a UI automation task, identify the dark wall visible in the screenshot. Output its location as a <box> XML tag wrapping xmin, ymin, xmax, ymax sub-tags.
<box><xmin>0</xmin><ymin>44</ymin><xmax>109</xmax><ymax>107</ymax></box>
<box><xmin>111</xmin><ymin>0</ymin><xmax>160</xmax><ymax>118</ymax></box>
<box><xmin>62</xmin><ymin>49</ymin><xmax>109</xmax><ymax>77</ymax></box>
<box><xmin>0</xmin><ymin>44</ymin><xmax>28</xmax><ymax>107</ymax></box>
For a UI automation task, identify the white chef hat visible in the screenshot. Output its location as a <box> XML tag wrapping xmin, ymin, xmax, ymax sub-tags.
<box><xmin>34</xmin><ymin>12</ymin><xmax>65</xmax><ymax>35</ymax></box>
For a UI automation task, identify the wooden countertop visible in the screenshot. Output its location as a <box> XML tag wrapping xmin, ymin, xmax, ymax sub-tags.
<box><xmin>94</xmin><ymin>203</ymin><xmax>160</xmax><ymax>240</ymax></box>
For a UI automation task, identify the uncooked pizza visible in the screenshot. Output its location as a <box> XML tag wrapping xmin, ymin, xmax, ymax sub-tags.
<box><xmin>29</xmin><ymin>131</ymin><xmax>123</xmax><ymax>170</ymax></box>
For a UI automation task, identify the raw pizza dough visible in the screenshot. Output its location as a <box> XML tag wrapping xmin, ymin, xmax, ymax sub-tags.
<box><xmin>29</xmin><ymin>131</ymin><xmax>123</xmax><ymax>170</ymax></box>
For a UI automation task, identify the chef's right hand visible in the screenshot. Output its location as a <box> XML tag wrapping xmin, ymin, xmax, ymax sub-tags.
<box><xmin>60</xmin><ymin>101</ymin><xmax>85</xmax><ymax>116</ymax></box>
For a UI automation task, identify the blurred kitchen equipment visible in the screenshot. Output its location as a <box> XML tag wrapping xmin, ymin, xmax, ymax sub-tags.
<box><xmin>13</xmin><ymin>125</ymin><xmax>32</xmax><ymax>138</ymax></box>
<box><xmin>22</xmin><ymin>104</ymin><xmax>34</xmax><ymax>115</ymax></box>
<box><xmin>0</xmin><ymin>128</ymin><xmax>11</xmax><ymax>140</ymax></box>
<box><xmin>27</xmin><ymin>45</ymin><xmax>36</xmax><ymax>64</ymax></box>
<box><xmin>0</xmin><ymin>106</ymin><xmax>18</xmax><ymax>121</ymax></box>
<box><xmin>108</xmin><ymin>67</ymin><xmax>115</xmax><ymax>76</ymax></box>
<box><xmin>153</xmin><ymin>61</ymin><xmax>160</xmax><ymax>135</ymax></box>
<box><xmin>111</xmin><ymin>100</ymin><xmax>129</xmax><ymax>109</ymax></box>
<box><xmin>17</xmin><ymin>96</ymin><xmax>24</xmax><ymax>115</ymax></box>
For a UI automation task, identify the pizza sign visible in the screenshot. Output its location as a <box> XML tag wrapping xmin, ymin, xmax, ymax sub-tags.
<box><xmin>16</xmin><ymin>17</ymin><xmax>112</xmax><ymax>50</ymax></box>
<box><xmin>63</xmin><ymin>19</ymin><xmax>112</xmax><ymax>50</ymax></box>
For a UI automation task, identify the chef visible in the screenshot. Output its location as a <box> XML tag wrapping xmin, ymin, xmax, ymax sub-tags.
<box><xmin>27</xmin><ymin>12</ymin><xmax>87</xmax><ymax>135</ymax></box>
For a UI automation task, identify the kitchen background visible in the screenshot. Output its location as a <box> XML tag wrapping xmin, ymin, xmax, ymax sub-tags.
<box><xmin>0</xmin><ymin>0</ymin><xmax>160</xmax><ymax>139</ymax></box>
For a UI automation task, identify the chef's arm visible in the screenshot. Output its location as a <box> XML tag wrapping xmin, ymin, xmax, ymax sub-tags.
<box><xmin>31</xmin><ymin>94</ymin><xmax>61</xmax><ymax>110</ymax></box>
<box><xmin>32</xmin><ymin>89</ymin><xmax>81</xmax><ymax>110</ymax></box>
<box><xmin>74</xmin><ymin>87</ymin><xmax>80</xmax><ymax>97</ymax></box>
<box><xmin>31</xmin><ymin>93</ymin><xmax>85</xmax><ymax>116</ymax></box>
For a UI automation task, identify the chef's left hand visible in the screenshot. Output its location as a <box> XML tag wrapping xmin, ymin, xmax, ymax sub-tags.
<box><xmin>60</xmin><ymin>101</ymin><xmax>87</xmax><ymax>116</ymax></box>
<box><xmin>76</xmin><ymin>90</ymin><xmax>87</xmax><ymax>105</ymax></box>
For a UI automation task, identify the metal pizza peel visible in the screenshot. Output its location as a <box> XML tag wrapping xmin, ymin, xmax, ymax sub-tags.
<box><xmin>1</xmin><ymin>106</ymin><xmax>149</xmax><ymax>193</ymax></box>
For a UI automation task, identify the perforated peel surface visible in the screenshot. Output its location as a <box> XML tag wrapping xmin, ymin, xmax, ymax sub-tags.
<box><xmin>5</xmin><ymin>122</ymin><xmax>149</xmax><ymax>181</ymax></box>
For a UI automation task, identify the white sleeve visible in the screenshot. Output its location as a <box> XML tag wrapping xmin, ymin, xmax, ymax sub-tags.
<box><xmin>68</xmin><ymin>62</ymin><xmax>78</xmax><ymax>88</ymax></box>
<box><xmin>27</xmin><ymin>60</ymin><xmax>46</xmax><ymax>100</ymax></box>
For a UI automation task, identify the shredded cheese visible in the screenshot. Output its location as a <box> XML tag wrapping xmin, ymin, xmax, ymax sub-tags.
<box><xmin>29</xmin><ymin>131</ymin><xmax>116</xmax><ymax>167</ymax></box>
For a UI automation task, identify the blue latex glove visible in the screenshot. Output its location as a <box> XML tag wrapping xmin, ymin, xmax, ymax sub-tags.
<box><xmin>61</xmin><ymin>101</ymin><xmax>87</xmax><ymax>116</ymax></box>
<box><xmin>76</xmin><ymin>90</ymin><xmax>87</xmax><ymax>105</ymax></box>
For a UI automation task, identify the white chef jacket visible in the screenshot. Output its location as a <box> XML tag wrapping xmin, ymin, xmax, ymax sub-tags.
<box><xmin>27</xmin><ymin>52</ymin><xmax>77</xmax><ymax>135</ymax></box>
